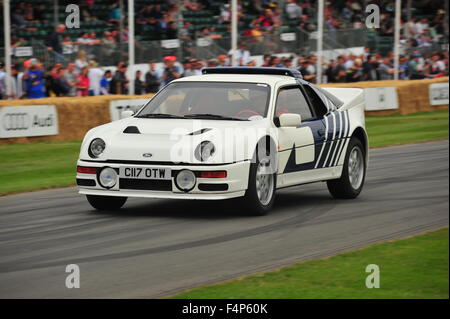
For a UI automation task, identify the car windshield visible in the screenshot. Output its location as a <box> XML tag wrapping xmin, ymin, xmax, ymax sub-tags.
<box><xmin>136</xmin><ymin>82</ymin><xmax>270</xmax><ymax>121</ymax></box>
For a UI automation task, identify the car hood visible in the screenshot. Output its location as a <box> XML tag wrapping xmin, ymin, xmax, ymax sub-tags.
<box><xmin>79</xmin><ymin>117</ymin><xmax>271</xmax><ymax>164</ymax></box>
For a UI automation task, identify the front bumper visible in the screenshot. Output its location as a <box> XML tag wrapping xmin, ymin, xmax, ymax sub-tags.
<box><xmin>76</xmin><ymin>159</ymin><xmax>250</xmax><ymax>200</ymax></box>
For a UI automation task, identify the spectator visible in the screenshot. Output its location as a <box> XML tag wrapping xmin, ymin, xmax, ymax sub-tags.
<box><xmin>207</xmin><ymin>59</ymin><xmax>218</xmax><ymax>67</ymax></box>
<box><xmin>182</xmin><ymin>59</ymin><xmax>196</xmax><ymax>77</ymax></box>
<box><xmin>8</xmin><ymin>64</ymin><xmax>24</xmax><ymax>99</ymax></box>
<box><xmin>88</xmin><ymin>61</ymin><xmax>104</xmax><ymax>96</ymax></box>
<box><xmin>219</xmin><ymin>3</ymin><xmax>231</xmax><ymax>24</ymax></box>
<box><xmin>325</xmin><ymin>59</ymin><xmax>338</xmax><ymax>83</ymax></box>
<box><xmin>135</xmin><ymin>70</ymin><xmax>144</xmax><ymax>95</ymax></box>
<box><xmin>258</xmin><ymin>8</ymin><xmax>275</xmax><ymax>30</ymax></box>
<box><xmin>75</xmin><ymin>50</ymin><xmax>88</xmax><ymax>74</ymax></box>
<box><xmin>408</xmin><ymin>53</ymin><xmax>425</xmax><ymax>79</ymax></box>
<box><xmin>228</xmin><ymin>42</ymin><xmax>251</xmax><ymax>66</ymax></box>
<box><xmin>378</xmin><ymin>57</ymin><xmax>396</xmax><ymax>80</ymax></box>
<box><xmin>362</xmin><ymin>55</ymin><xmax>379</xmax><ymax>81</ymax></box>
<box><xmin>76</xmin><ymin>33</ymin><xmax>93</xmax><ymax>45</ymax></box>
<box><xmin>261</xmin><ymin>54</ymin><xmax>272</xmax><ymax>67</ymax></box>
<box><xmin>23</xmin><ymin>59</ymin><xmax>45</xmax><ymax>99</ymax></box>
<box><xmin>150</xmin><ymin>4</ymin><xmax>163</xmax><ymax>20</ymax></box>
<box><xmin>64</xmin><ymin>62</ymin><xmax>77</xmax><ymax>97</ymax></box>
<box><xmin>100</xmin><ymin>70</ymin><xmax>112</xmax><ymax>95</ymax></box>
<box><xmin>415</xmin><ymin>18</ymin><xmax>429</xmax><ymax>35</ymax></box>
<box><xmin>298</xmin><ymin>57</ymin><xmax>316</xmax><ymax>82</ymax></box>
<box><xmin>282</xmin><ymin>57</ymin><xmax>294</xmax><ymax>68</ymax></box>
<box><xmin>88</xmin><ymin>33</ymin><xmax>102</xmax><ymax>45</ymax></box>
<box><xmin>285</xmin><ymin>0</ymin><xmax>302</xmax><ymax>20</ymax></box>
<box><xmin>398</xmin><ymin>56</ymin><xmax>409</xmax><ymax>80</ymax></box>
<box><xmin>346</xmin><ymin>58</ymin><xmax>363</xmax><ymax>82</ymax></box>
<box><xmin>11</xmin><ymin>8</ymin><xmax>28</xmax><ymax>29</ymax></box>
<box><xmin>62</xmin><ymin>36</ymin><xmax>75</xmax><ymax>55</ymax></box>
<box><xmin>337</xmin><ymin>55</ymin><xmax>350</xmax><ymax>82</ymax></box>
<box><xmin>146</xmin><ymin>17</ymin><xmax>162</xmax><ymax>40</ymax></box>
<box><xmin>53</xmin><ymin>67</ymin><xmax>72</xmax><ymax>97</ymax></box>
<box><xmin>178</xmin><ymin>21</ymin><xmax>192</xmax><ymax>41</ymax></box>
<box><xmin>193</xmin><ymin>59</ymin><xmax>203</xmax><ymax>75</ymax></box>
<box><xmin>0</xmin><ymin>62</ymin><xmax>5</xmax><ymax>99</ymax></box>
<box><xmin>110</xmin><ymin>62</ymin><xmax>128</xmax><ymax>94</ymax></box>
<box><xmin>45</xmin><ymin>24</ymin><xmax>66</xmax><ymax>55</ymax></box>
<box><xmin>145</xmin><ymin>61</ymin><xmax>161</xmax><ymax>93</ymax></box>
<box><xmin>166</xmin><ymin>22</ymin><xmax>178</xmax><ymax>39</ymax></box>
<box><xmin>160</xmin><ymin>56</ymin><xmax>181</xmax><ymax>87</ymax></box>
<box><xmin>217</xmin><ymin>54</ymin><xmax>229</xmax><ymax>67</ymax></box>
<box><xmin>76</xmin><ymin>66</ymin><xmax>90</xmax><ymax>96</ymax></box>
<box><xmin>108</xmin><ymin>3</ymin><xmax>122</xmax><ymax>24</ymax></box>
<box><xmin>424</xmin><ymin>53</ymin><xmax>446</xmax><ymax>78</ymax></box>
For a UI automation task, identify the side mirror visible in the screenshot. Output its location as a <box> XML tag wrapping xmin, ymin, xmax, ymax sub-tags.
<box><xmin>121</xmin><ymin>110</ymin><xmax>134</xmax><ymax>119</ymax></box>
<box><xmin>279</xmin><ymin>113</ymin><xmax>301</xmax><ymax>127</ymax></box>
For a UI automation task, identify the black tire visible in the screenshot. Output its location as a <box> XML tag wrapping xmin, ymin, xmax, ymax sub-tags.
<box><xmin>86</xmin><ymin>195</ymin><xmax>127</xmax><ymax>210</ymax></box>
<box><xmin>239</xmin><ymin>152</ymin><xmax>277</xmax><ymax>216</ymax></box>
<box><xmin>327</xmin><ymin>137</ymin><xmax>366</xmax><ymax>199</ymax></box>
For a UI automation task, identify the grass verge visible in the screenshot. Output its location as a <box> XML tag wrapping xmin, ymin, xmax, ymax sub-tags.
<box><xmin>170</xmin><ymin>228</ymin><xmax>449</xmax><ymax>299</ymax></box>
<box><xmin>0</xmin><ymin>110</ymin><xmax>448</xmax><ymax>195</ymax></box>
<box><xmin>0</xmin><ymin>141</ymin><xmax>81</xmax><ymax>195</ymax></box>
<box><xmin>366</xmin><ymin>110</ymin><xmax>448</xmax><ymax>147</ymax></box>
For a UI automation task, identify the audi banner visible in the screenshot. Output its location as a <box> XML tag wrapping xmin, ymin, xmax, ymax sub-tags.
<box><xmin>0</xmin><ymin>105</ymin><xmax>59</xmax><ymax>138</ymax></box>
<box><xmin>429</xmin><ymin>82</ymin><xmax>449</xmax><ymax>106</ymax></box>
<box><xmin>363</xmin><ymin>87</ymin><xmax>399</xmax><ymax>111</ymax></box>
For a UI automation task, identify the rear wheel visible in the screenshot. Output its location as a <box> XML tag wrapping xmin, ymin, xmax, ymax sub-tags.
<box><xmin>327</xmin><ymin>137</ymin><xmax>366</xmax><ymax>199</ymax></box>
<box><xmin>86</xmin><ymin>195</ymin><xmax>127</xmax><ymax>210</ymax></box>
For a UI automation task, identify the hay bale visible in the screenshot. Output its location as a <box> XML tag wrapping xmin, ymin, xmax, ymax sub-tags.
<box><xmin>1</xmin><ymin>78</ymin><xmax>447</xmax><ymax>144</ymax></box>
<box><xmin>320</xmin><ymin>77</ymin><xmax>448</xmax><ymax>115</ymax></box>
<box><xmin>0</xmin><ymin>94</ymin><xmax>154</xmax><ymax>144</ymax></box>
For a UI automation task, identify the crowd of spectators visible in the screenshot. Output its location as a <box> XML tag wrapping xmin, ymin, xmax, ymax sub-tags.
<box><xmin>6</xmin><ymin>1</ymin><xmax>448</xmax><ymax>48</ymax></box>
<box><xmin>1</xmin><ymin>0</ymin><xmax>448</xmax><ymax>99</ymax></box>
<box><xmin>1</xmin><ymin>45</ymin><xmax>448</xmax><ymax>99</ymax></box>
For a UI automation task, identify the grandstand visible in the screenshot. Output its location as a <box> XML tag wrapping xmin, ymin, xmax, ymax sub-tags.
<box><xmin>0</xmin><ymin>0</ymin><xmax>448</xmax><ymax>99</ymax></box>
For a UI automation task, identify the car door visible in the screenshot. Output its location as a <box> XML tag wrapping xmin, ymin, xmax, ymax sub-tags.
<box><xmin>302</xmin><ymin>83</ymin><xmax>349</xmax><ymax>169</ymax></box>
<box><xmin>274</xmin><ymin>85</ymin><xmax>326</xmax><ymax>178</ymax></box>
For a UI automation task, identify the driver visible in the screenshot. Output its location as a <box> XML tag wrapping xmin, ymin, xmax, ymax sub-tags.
<box><xmin>238</xmin><ymin>89</ymin><xmax>267</xmax><ymax>118</ymax></box>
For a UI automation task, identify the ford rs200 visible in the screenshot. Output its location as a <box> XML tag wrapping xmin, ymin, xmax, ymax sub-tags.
<box><xmin>76</xmin><ymin>67</ymin><xmax>368</xmax><ymax>215</ymax></box>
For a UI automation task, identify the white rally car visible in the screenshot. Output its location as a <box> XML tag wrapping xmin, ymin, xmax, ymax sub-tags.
<box><xmin>77</xmin><ymin>67</ymin><xmax>368</xmax><ymax>215</ymax></box>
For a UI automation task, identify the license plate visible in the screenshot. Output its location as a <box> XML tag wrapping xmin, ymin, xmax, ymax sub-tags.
<box><xmin>119</xmin><ymin>166</ymin><xmax>171</xmax><ymax>180</ymax></box>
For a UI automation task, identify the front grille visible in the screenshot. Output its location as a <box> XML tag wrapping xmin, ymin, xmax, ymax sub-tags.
<box><xmin>119</xmin><ymin>178</ymin><xmax>172</xmax><ymax>191</ymax></box>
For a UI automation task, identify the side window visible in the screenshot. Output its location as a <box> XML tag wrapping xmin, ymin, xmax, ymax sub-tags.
<box><xmin>303</xmin><ymin>85</ymin><xmax>328</xmax><ymax>117</ymax></box>
<box><xmin>275</xmin><ymin>87</ymin><xmax>313</xmax><ymax>121</ymax></box>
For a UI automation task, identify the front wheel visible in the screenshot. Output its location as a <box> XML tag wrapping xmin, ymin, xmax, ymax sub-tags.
<box><xmin>327</xmin><ymin>137</ymin><xmax>366</xmax><ymax>199</ymax></box>
<box><xmin>86</xmin><ymin>195</ymin><xmax>127</xmax><ymax>210</ymax></box>
<box><xmin>240</xmin><ymin>156</ymin><xmax>276</xmax><ymax>216</ymax></box>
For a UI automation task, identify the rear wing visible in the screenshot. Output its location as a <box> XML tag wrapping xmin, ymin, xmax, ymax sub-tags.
<box><xmin>320</xmin><ymin>87</ymin><xmax>365</xmax><ymax>111</ymax></box>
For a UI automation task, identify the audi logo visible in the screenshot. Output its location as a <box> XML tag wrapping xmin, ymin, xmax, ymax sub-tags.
<box><xmin>2</xmin><ymin>113</ymin><xmax>30</xmax><ymax>131</ymax></box>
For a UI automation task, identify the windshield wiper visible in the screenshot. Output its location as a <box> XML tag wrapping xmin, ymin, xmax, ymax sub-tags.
<box><xmin>136</xmin><ymin>113</ymin><xmax>186</xmax><ymax>119</ymax></box>
<box><xmin>184</xmin><ymin>114</ymin><xmax>248</xmax><ymax>121</ymax></box>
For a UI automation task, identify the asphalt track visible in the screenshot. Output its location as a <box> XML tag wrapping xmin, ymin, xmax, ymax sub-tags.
<box><xmin>0</xmin><ymin>141</ymin><xmax>448</xmax><ymax>298</ymax></box>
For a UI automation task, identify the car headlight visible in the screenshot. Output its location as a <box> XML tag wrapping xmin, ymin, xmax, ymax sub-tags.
<box><xmin>175</xmin><ymin>169</ymin><xmax>196</xmax><ymax>192</ymax></box>
<box><xmin>195</xmin><ymin>141</ymin><xmax>215</xmax><ymax>162</ymax></box>
<box><xmin>98</xmin><ymin>167</ymin><xmax>117</xmax><ymax>188</ymax></box>
<box><xmin>89</xmin><ymin>138</ymin><xmax>105</xmax><ymax>158</ymax></box>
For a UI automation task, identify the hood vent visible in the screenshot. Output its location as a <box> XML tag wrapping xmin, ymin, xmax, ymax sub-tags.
<box><xmin>188</xmin><ymin>128</ymin><xmax>212</xmax><ymax>135</ymax></box>
<box><xmin>123</xmin><ymin>126</ymin><xmax>141</xmax><ymax>134</ymax></box>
